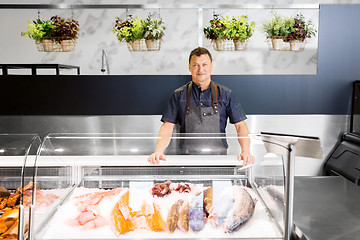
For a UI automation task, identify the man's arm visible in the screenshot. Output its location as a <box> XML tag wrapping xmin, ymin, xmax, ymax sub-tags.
<box><xmin>147</xmin><ymin>121</ymin><xmax>175</xmax><ymax>165</ymax></box>
<box><xmin>234</xmin><ymin>120</ymin><xmax>255</xmax><ymax>166</ymax></box>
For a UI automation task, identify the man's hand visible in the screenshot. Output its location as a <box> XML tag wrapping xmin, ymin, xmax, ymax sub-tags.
<box><xmin>237</xmin><ymin>152</ymin><xmax>255</xmax><ymax>166</ymax></box>
<box><xmin>147</xmin><ymin>152</ymin><xmax>167</xmax><ymax>165</ymax></box>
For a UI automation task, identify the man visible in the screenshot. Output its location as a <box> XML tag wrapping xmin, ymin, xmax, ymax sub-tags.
<box><xmin>148</xmin><ymin>47</ymin><xmax>254</xmax><ymax>165</ymax></box>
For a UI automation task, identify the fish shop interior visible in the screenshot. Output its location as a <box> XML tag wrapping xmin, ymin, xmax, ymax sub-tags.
<box><xmin>0</xmin><ymin>0</ymin><xmax>360</xmax><ymax>240</ymax></box>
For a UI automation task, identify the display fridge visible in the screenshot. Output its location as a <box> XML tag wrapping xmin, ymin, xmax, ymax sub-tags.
<box><xmin>26</xmin><ymin>133</ymin><xmax>321</xmax><ymax>240</ymax></box>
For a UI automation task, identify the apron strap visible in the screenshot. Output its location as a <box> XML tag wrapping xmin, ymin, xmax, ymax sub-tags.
<box><xmin>185</xmin><ymin>81</ymin><xmax>219</xmax><ymax>115</ymax></box>
<box><xmin>186</xmin><ymin>82</ymin><xmax>193</xmax><ymax>114</ymax></box>
<box><xmin>210</xmin><ymin>82</ymin><xmax>219</xmax><ymax>114</ymax></box>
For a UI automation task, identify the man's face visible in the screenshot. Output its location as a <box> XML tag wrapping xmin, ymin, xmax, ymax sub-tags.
<box><xmin>189</xmin><ymin>54</ymin><xmax>213</xmax><ymax>85</ymax></box>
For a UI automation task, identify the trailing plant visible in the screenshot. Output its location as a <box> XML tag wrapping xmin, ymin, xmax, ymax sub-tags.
<box><xmin>142</xmin><ymin>13</ymin><xmax>165</xmax><ymax>40</ymax></box>
<box><xmin>203</xmin><ymin>15</ymin><xmax>227</xmax><ymax>41</ymax></box>
<box><xmin>262</xmin><ymin>13</ymin><xmax>294</xmax><ymax>38</ymax></box>
<box><xmin>51</xmin><ymin>15</ymin><xmax>80</xmax><ymax>40</ymax></box>
<box><xmin>21</xmin><ymin>18</ymin><xmax>54</xmax><ymax>41</ymax></box>
<box><xmin>113</xmin><ymin>16</ymin><xmax>144</xmax><ymax>43</ymax></box>
<box><xmin>286</xmin><ymin>13</ymin><xmax>316</xmax><ymax>42</ymax></box>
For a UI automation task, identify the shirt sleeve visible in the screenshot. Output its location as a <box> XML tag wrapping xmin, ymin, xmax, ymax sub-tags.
<box><xmin>161</xmin><ymin>92</ymin><xmax>179</xmax><ymax>124</ymax></box>
<box><xmin>227</xmin><ymin>92</ymin><xmax>247</xmax><ymax>124</ymax></box>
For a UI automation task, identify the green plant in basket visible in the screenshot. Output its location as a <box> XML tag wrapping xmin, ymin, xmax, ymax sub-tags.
<box><xmin>21</xmin><ymin>18</ymin><xmax>54</xmax><ymax>42</ymax></box>
<box><xmin>203</xmin><ymin>15</ymin><xmax>227</xmax><ymax>41</ymax></box>
<box><xmin>113</xmin><ymin>16</ymin><xmax>144</xmax><ymax>43</ymax></box>
<box><xmin>286</xmin><ymin>13</ymin><xmax>317</xmax><ymax>42</ymax></box>
<box><xmin>228</xmin><ymin>15</ymin><xmax>255</xmax><ymax>43</ymax></box>
<box><xmin>142</xmin><ymin>13</ymin><xmax>165</xmax><ymax>40</ymax></box>
<box><xmin>50</xmin><ymin>15</ymin><xmax>80</xmax><ymax>41</ymax></box>
<box><xmin>262</xmin><ymin>13</ymin><xmax>294</xmax><ymax>39</ymax></box>
<box><xmin>262</xmin><ymin>13</ymin><xmax>294</xmax><ymax>50</ymax></box>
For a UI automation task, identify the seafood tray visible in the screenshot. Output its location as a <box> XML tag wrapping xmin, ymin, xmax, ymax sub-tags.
<box><xmin>34</xmin><ymin>178</ymin><xmax>283</xmax><ymax>240</ymax></box>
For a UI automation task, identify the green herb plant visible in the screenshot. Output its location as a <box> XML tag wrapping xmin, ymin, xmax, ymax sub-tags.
<box><xmin>286</xmin><ymin>13</ymin><xmax>316</xmax><ymax>42</ymax></box>
<box><xmin>204</xmin><ymin>15</ymin><xmax>255</xmax><ymax>43</ymax></box>
<box><xmin>113</xmin><ymin>16</ymin><xmax>144</xmax><ymax>43</ymax></box>
<box><xmin>262</xmin><ymin>13</ymin><xmax>294</xmax><ymax>39</ymax></box>
<box><xmin>142</xmin><ymin>13</ymin><xmax>165</xmax><ymax>40</ymax></box>
<box><xmin>227</xmin><ymin>15</ymin><xmax>255</xmax><ymax>43</ymax></box>
<box><xmin>21</xmin><ymin>19</ymin><xmax>54</xmax><ymax>42</ymax></box>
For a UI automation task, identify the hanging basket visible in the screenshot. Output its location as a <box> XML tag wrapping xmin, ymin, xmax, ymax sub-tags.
<box><xmin>41</xmin><ymin>39</ymin><xmax>54</xmax><ymax>52</ymax></box>
<box><xmin>266</xmin><ymin>37</ymin><xmax>307</xmax><ymax>52</ymax></box>
<box><xmin>234</xmin><ymin>40</ymin><xmax>247</xmax><ymax>51</ymax></box>
<box><xmin>289</xmin><ymin>40</ymin><xmax>303</xmax><ymax>51</ymax></box>
<box><xmin>212</xmin><ymin>39</ymin><xmax>248</xmax><ymax>51</ymax></box>
<box><xmin>212</xmin><ymin>39</ymin><xmax>233</xmax><ymax>51</ymax></box>
<box><xmin>145</xmin><ymin>39</ymin><xmax>161</xmax><ymax>51</ymax></box>
<box><xmin>60</xmin><ymin>39</ymin><xmax>74</xmax><ymax>52</ymax></box>
<box><xmin>126</xmin><ymin>38</ymin><xmax>162</xmax><ymax>51</ymax></box>
<box><xmin>266</xmin><ymin>37</ymin><xmax>289</xmax><ymax>51</ymax></box>
<box><xmin>271</xmin><ymin>37</ymin><xmax>284</xmax><ymax>50</ymax></box>
<box><xmin>35</xmin><ymin>37</ymin><xmax>76</xmax><ymax>52</ymax></box>
<box><xmin>128</xmin><ymin>39</ymin><xmax>142</xmax><ymax>51</ymax></box>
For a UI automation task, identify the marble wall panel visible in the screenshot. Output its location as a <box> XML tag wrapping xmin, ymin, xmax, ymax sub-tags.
<box><xmin>0</xmin><ymin>4</ymin><xmax>318</xmax><ymax>75</ymax></box>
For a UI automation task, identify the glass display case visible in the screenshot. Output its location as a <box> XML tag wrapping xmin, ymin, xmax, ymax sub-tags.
<box><xmin>29</xmin><ymin>133</ymin><xmax>322</xmax><ymax>240</ymax></box>
<box><xmin>0</xmin><ymin>134</ymin><xmax>41</xmax><ymax>240</ymax></box>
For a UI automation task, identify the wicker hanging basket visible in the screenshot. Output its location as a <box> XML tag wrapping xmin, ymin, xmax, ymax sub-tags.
<box><xmin>267</xmin><ymin>37</ymin><xmax>307</xmax><ymax>52</ymax></box>
<box><xmin>126</xmin><ymin>38</ymin><xmax>162</xmax><ymax>51</ymax></box>
<box><xmin>35</xmin><ymin>37</ymin><xmax>76</xmax><ymax>52</ymax></box>
<box><xmin>145</xmin><ymin>39</ymin><xmax>161</xmax><ymax>51</ymax></box>
<box><xmin>234</xmin><ymin>40</ymin><xmax>247</xmax><ymax>51</ymax></box>
<box><xmin>271</xmin><ymin>37</ymin><xmax>284</xmax><ymax>50</ymax></box>
<box><xmin>212</xmin><ymin>39</ymin><xmax>248</xmax><ymax>51</ymax></box>
<box><xmin>289</xmin><ymin>40</ymin><xmax>302</xmax><ymax>51</ymax></box>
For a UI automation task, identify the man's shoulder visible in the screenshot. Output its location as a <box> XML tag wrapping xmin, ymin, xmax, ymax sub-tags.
<box><xmin>213</xmin><ymin>82</ymin><xmax>232</xmax><ymax>93</ymax></box>
<box><xmin>174</xmin><ymin>82</ymin><xmax>190</xmax><ymax>93</ymax></box>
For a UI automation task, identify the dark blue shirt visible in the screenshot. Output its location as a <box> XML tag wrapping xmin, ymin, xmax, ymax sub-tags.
<box><xmin>161</xmin><ymin>81</ymin><xmax>247</xmax><ymax>133</ymax></box>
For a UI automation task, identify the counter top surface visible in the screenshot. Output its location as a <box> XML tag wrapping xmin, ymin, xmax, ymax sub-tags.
<box><xmin>294</xmin><ymin>176</ymin><xmax>360</xmax><ymax>240</ymax></box>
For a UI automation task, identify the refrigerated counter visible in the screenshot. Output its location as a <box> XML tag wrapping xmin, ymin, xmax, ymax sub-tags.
<box><xmin>2</xmin><ymin>132</ymin><xmax>359</xmax><ymax>240</ymax></box>
<box><xmin>19</xmin><ymin>132</ymin><xmax>321</xmax><ymax>240</ymax></box>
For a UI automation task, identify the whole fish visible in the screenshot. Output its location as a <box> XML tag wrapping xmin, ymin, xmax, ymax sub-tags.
<box><xmin>223</xmin><ymin>186</ymin><xmax>256</xmax><ymax>233</ymax></box>
<box><xmin>166</xmin><ymin>199</ymin><xmax>183</xmax><ymax>233</ymax></box>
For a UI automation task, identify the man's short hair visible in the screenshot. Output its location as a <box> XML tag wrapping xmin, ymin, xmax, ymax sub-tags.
<box><xmin>189</xmin><ymin>47</ymin><xmax>213</xmax><ymax>63</ymax></box>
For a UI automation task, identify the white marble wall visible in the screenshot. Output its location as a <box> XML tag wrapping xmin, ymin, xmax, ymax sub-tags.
<box><xmin>1</xmin><ymin>0</ymin><xmax>359</xmax><ymax>4</ymax></box>
<box><xmin>0</xmin><ymin>1</ymin><xmax>319</xmax><ymax>75</ymax></box>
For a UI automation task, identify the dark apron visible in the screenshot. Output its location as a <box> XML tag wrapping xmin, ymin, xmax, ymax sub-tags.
<box><xmin>182</xmin><ymin>81</ymin><xmax>227</xmax><ymax>155</ymax></box>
